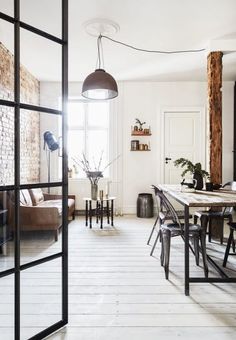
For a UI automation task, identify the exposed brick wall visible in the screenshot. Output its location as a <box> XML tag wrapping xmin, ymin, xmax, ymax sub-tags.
<box><xmin>0</xmin><ymin>42</ymin><xmax>40</xmax><ymax>185</ymax></box>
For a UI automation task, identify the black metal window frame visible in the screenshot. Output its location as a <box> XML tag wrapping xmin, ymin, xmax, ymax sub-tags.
<box><xmin>0</xmin><ymin>1</ymin><xmax>68</xmax><ymax>339</ymax></box>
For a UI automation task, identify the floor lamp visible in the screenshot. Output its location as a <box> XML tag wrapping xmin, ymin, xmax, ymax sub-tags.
<box><xmin>43</xmin><ymin>131</ymin><xmax>59</xmax><ymax>193</ymax></box>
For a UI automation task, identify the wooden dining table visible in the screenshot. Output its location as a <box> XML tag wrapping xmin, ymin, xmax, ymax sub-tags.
<box><xmin>158</xmin><ymin>184</ymin><xmax>236</xmax><ymax>296</ymax></box>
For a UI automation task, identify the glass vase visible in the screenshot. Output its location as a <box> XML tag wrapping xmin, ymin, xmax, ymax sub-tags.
<box><xmin>91</xmin><ymin>183</ymin><xmax>98</xmax><ymax>200</ymax></box>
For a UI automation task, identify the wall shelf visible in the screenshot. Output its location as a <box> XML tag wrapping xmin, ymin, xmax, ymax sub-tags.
<box><xmin>131</xmin><ymin>132</ymin><xmax>152</xmax><ymax>136</ymax></box>
<box><xmin>130</xmin><ymin>149</ymin><xmax>151</xmax><ymax>152</ymax></box>
<box><xmin>131</xmin><ymin>121</ymin><xmax>151</xmax><ymax>151</ymax></box>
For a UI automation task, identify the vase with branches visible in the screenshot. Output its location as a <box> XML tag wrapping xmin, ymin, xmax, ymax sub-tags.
<box><xmin>72</xmin><ymin>152</ymin><xmax>120</xmax><ymax>199</ymax></box>
<box><xmin>174</xmin><ymin>158</ymin><xmax>209</xmax><ymax>190</ymax></box>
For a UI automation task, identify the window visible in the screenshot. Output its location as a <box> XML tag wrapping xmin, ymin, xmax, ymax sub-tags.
<box><xmin>68</xmin><ymin>100</ymin><xmax>110</xmax><ymax>178</ymax></box>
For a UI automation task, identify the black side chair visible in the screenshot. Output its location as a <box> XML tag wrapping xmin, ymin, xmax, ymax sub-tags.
<box><xmin>159</xmin><ymin>191</ymin><xmax>208</xmax><ymax>279</ymax></box>
<box><xmin>194</xmin><ymin>181</ymin><xmax>235</xmax><ymax>244</ymax></box>
<box><xmin>223</xmin><ymin>222</ymin><xmax>236</xmax><ymax>267</ymax></box>
<box><xmin>147</xmin><ymin>185</ymin><xmax>192</xmax><ymax>256</ymax></box>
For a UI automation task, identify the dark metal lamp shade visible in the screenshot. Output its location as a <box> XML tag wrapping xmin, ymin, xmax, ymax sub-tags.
<box><xmin>43</xmin><ymin>131</ymin><xmax>59</xmax><ymax>151</ymax></box>
<box><xmin>82</xmin><ymin>68</ymin><xmax>118</xmax><ymax>100</ymax></box>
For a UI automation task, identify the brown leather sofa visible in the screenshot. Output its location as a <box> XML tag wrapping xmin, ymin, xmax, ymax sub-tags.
<box><xmin>6</xmin><ymin>189</ymin><xmax>75</xmax><ymax>241</ymax></box>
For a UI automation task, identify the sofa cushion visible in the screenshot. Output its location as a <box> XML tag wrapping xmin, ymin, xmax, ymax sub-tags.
<box><xmin>38</xmin><ymin>199</ymin><xmax>62</xmax><ymax>215</ymax></box>
<box><xmin>29</xmin><ymin>188</ymin><xmax>44</xmax><ymax>206</ymax></box>
<box><xmin>20</xmin><ymin>189</ymin><xmax>33</xmax><ymax>206</ymax></box>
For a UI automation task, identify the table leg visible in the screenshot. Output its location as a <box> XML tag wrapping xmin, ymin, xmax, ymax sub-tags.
<box><xmin>107</xmin><ymin>200</ymin><xmax>110</xmax><ymax>224</ymax></box>
<box><xmin>184</xmin><ymin>204</ymin><xmax>190</xmax><ymax>296</ymax></box>
<box><xmin>111</xmin><ymin>199</ymin><xmax>114</xmax><ymax>226</ymax></box>
<box><xmin>89</xmin><ymin>200</ymin><xmax>92</xmax><ymax>229</ymax></box>
<box><xmin>85</xmin><ymin>200</ymin><xmax>88</xmax><ymax>227</ymax></box>
<box><xmin>100</xmin><ymin>200</ymin><xmax>103</xmax><ymax>229</ymax></box>
<box><xmin>96</xmin><ymin>201</ymin><xmax>99</xmax><ymax>224</ymax></box>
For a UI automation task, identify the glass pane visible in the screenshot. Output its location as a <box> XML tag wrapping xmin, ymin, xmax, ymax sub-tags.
<box><xmin>0</xmin><ymin>20</ymin><xmax>14</xmax><ymax>101</ymax></box>
<box><xmin>87</xmin><ymin>130</ymin><xmax>109</xmax><ymax>175</ymax></box>
<box><xmin>68</xmin><ymin>102</ymin><xmax>84</xmax><ymax>128</ymax></box>
<box><xmin>68</xmin><ymin>130</ymin><xmax>85</xmax><ymax>177</ymax></box>
<box><xmin>0</xmin><ymin>275</ymin><xmax>14</xmax><ymax>340</ymax></box>
<box><xmin>20</xmin><ymin>28</ymin><xmax>61</xmax><ymax>109</ymax></box>
<box><xmin>20</xmin><ymin>0</ymin><xmax>61</xmax><ymax>37</ymax></box>
<box><xmin>20</xmin><ymin>110</ymin><xmax>62</xmax><ymax>185</ymax></box>
<box><xmin>0</xmin><ymin>190</ymin><xmax>14</xmax><ymax>271</ymax></box>
<box><xmin>0</xmin><ymin>0</ymin><xmax>14</xmax><ymax>16</ymax></box>
<box><xmin>20</xmin><ymin>258</ymin><xmax>62</xmax><ymax>339</ymax></box>
<box><xmin>0</xmin><ymin>106</ymin><xmax>14</xmax><ymax>186</ymax></box>
<box><xmin>88</xmin><ymin>102</ymin><xmax>109</xmax><ymax>127</ymax></box>
<box><xmin>20</xmin><ymin>186</ymin><xmax>64</xmax><ymax>266</ymax></box>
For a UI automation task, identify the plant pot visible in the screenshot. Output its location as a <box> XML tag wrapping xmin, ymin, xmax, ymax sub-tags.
<box><xmin>91</xmin><ymin>184</ymin><xmax>98</xmax><ymax>200</ymax></box>
<box><xmin>193</xmin><ymin>171</ymin><xmax>203</xmax><ymax>190</ymax></box>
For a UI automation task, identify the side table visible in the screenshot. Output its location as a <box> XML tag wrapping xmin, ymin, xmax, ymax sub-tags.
<box><xmin>83</xmin><ymin>197</ymin><xmax>116</xmax><ymax>229</ymax></box>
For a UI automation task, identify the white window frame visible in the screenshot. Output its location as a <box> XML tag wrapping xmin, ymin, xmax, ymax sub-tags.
<box><xmin>68</xmin><ymin>98</ymin><xmax>110</xmax><ymax>179</ymax></box>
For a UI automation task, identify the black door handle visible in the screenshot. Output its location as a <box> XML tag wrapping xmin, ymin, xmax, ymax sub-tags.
<box><xmin>165</xmin><ymin>157</ymin><xmax>172</xmax><ymax>164</ymax></box>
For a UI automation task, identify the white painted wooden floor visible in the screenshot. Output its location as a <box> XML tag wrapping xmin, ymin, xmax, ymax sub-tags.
<box><xmin>1</xmin><ymin>215</ymin><xmax>236</xmax><ymax>339</ymax></box>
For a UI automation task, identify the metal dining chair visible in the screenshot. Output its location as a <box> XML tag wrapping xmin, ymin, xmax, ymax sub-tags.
<box><xmin>223</xmin><ymin>222</ymin><xmax>236</xmax><ymax>267</ymax></box>
<box><xmin>150</xmin><ymin>186</ymin><xmax>208</xmax><ymax>279</ymax></box>
<box><xmin>193</xmin><ymin>181</ymin><xmax>235</xmax><ymax>244</ymax></box>
<box><xmin>147</xmin><ymin>185</ymin><xmax>192</xmax><ymax>256</ymax></box>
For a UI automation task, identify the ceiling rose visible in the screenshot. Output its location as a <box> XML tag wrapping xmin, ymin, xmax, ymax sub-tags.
<box><xmin>83</xmin><ymin>18</ymin><xmax>120</xmax><ymax>37</ymax></box>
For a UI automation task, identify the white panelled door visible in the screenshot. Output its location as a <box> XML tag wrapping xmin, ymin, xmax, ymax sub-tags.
<box><xmin>163</xmin><ymin>108</ymin><xmax>205</xmax><ymax>184</ymax></box>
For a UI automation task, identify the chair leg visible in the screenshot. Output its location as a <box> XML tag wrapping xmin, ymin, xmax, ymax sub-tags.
<box><xmin>199</xmin><ymin>231</ymin><xmax>208</xmax><ymax>278</ymax></box>
<box><xmin>223</xmin><ymin>229</ymin><xmax>234</xmax><ymax>267</ymax></box>
<box><xmin>208</xmin><ymin>218</ymin><xmax>212</xmax><ymax>243</ymax></box>
<box><xmin>150</xmin><ymin>230</ymin><xmax>160</xmax><ymax>256</ymax></box>
<box><xmin>54</xmin><ymin>229</ymin><xmax>59</xmax><ymax>242</ymax></box>
<box><xmin>160</xmin><ymin>232</ymin><xmax>164</xmax><ymax>266</ymax></box>
<box><xmin>232</xmin><ymin>237</ymin><xmax>236</xmax><ymax>253</ymax></box>
<box><xmin>193</xmin><ymin>236</ymin><xmax>199</xmax><ymax>266</ymax></box>
<box><xmin>147</xmin><ymin>216</ymin><xmax>159</xmax><ymax>245</ymax></box>
<box><xmin>162</xmin><ymin>230</ymin><xmax>171</xmax><ymax>280</ymax></box>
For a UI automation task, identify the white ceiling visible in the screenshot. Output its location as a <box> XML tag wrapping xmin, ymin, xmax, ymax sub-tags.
<box><xmin>0</xmin><ymin>0</ymin><xmax>236</xmax><ymax>82</ymax></box>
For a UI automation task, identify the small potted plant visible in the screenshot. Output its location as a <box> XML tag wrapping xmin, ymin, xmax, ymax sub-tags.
<box><xmin>174</xmin><ymin>158</ymin><xmax>209</xmax><ymax>190</ymax></box>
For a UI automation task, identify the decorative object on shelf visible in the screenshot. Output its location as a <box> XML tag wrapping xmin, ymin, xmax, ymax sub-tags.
<box><xmin>174</xmin><ymin>158</ymin><xmax>209</xmax><ymax>190</ymax></box>
<box><xmin>131</xmin><ymin>140</ymin><xmax>139</xmax><ymax>151</ymax></box>
<box><xmin>72</xmin><ymin>152</ymin><xmax>120</xmax><ymax>199</ymax></box>
<box><xmin>139</xmin><ymin>144</ymin><xmax>145</xmax><ymax>151</ymax></box>
<box><xmin>131</xmin><ymin>119</ymin><xmax>151</xmax><ymax>135</ymax></box>
<box><xmin>135</xmin><ymin>118</ymin><xmax>146</xmax><ymax>131</ymax></box>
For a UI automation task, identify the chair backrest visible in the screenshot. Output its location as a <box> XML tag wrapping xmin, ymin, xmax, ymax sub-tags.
<box><xmin>223</xmin><ymin>181</ymin><xmax>236</xmax><ymax>191</ymax></box>
<box><xmin>151</xmin><ymin>185</ymin><xmax>183</xmax><ymax>231</ymax></box>
<box><xmin>222</xmin><ymin>181</ymin><xmax>236</xmax><ymax>215</ymax></box>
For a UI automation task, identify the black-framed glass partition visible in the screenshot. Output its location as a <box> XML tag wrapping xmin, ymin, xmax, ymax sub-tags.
<box><xmin>0</xmin><ymin>1</ymin><xmax>68</xmax><ymax>339</ymax></box>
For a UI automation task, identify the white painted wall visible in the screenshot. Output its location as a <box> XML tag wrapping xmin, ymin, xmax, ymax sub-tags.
<box><xmin>40</xmin><ymin>81</ymin><xmax>234</xmax><ymax>214</ymax></box>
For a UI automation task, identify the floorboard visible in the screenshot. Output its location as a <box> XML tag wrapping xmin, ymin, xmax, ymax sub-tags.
<box><xmin>0</xmin><ymin>215</ymin><xmax>236</xmax><ymax>339</ymax></box>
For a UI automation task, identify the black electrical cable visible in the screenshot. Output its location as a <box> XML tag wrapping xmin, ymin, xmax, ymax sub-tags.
<box><xmin>100</xmin><ymin>34</ymin><xmax>206</xmax><ymax>54</ymax></box>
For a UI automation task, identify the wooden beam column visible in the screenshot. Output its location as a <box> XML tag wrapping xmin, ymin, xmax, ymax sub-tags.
<box><xmin>207</xmin><ymin>51</ymin><xmax>223</xmax><ymax>184</ymax></box>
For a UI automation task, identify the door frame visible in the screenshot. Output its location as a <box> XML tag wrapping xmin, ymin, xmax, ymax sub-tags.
<box><xmin>160</xmin><ymin>106</ymin><xmax>206</xmax><ymax>183</ymax></box>
<box><xmin>0</xmin><ymin>1</ymin><xmax>68</xmax><ymax>339</ymax></box>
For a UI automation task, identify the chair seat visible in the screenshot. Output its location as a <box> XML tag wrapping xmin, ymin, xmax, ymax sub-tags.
<box><xmin>195</xmin><ymin>209</ymin><xmax>232</xmax><ymax>218</ymax></box>
<box><xmin>161</xmin><ymin>222</ymin><xmax>201</xmax><ymax>233</ymax></box>
<box><xmin>163</xmin><ymin>210</ymin><xmax>192</xmax><ymax>219</ymax></box>
<box><xmin>194</xmin><ymin>210</ymin><xmax>223</xmax><ymax>218</ymax></box>
<box><xmin>228</xmin><ymin>222</ymin><xmax>236</xmax><ymax>230</ymax></box>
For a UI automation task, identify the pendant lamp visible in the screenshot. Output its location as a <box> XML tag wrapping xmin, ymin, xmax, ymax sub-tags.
<box><xmin>82</xmin><ymin>35</ymin><xmax>118</xmax><ymax>100</ymax></box>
